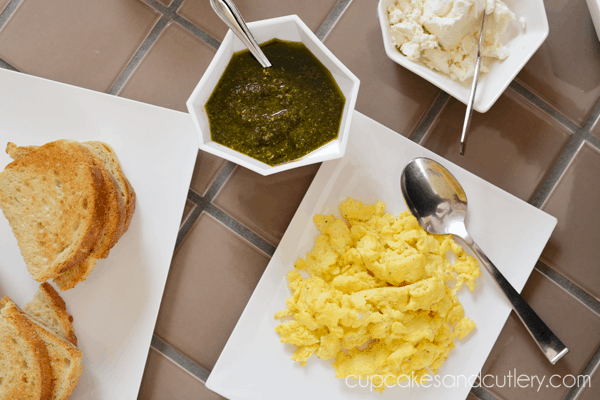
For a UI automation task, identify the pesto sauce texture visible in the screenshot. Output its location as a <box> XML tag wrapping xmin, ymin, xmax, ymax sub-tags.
<box><xmin>206</xmin><ymin>39</ymin><xmax>346</xmax><ymax>166</ymax></box>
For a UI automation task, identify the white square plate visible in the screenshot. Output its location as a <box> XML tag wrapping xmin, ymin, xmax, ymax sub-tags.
<box><xmin>0</xmin><ymin>69</ymin><xmax>198</xmax><ymax>399</ymax></box>
<box><xmin>378</xmin><ymin>0</ymin><xmax>549</xmax><ymax>113</ymax></box>
<box><xmin>206</xmin><ymin>111</ymin><xmax>557</xmax><ymax>400</ymax></box>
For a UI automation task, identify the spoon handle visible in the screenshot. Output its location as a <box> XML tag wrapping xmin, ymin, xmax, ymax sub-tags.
<box><xmin>210</xmin><ymin>0</ymin><xmax>272</xmax><ymax>68</ymax></box>
<box><xmin>460</xmin><ymin>12</ymin><xmax>486</xmax><ymax>156</ymax></box>
<box><xmin>460</xmin><ymin>232</ymin><xmax>569</xmax><ymax>365</ymax></box>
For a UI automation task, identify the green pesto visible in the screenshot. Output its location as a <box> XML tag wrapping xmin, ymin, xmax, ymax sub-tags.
<box><xmin>206</xmin><ymin>39</ymin><xmax>346</xmax><ymax>166</ymax></box>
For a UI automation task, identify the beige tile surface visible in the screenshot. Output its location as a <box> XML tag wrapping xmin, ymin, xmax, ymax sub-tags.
<box><xmin>577</xmin><ymin>365</ymin><xmax>600</xmax><ymax>400</ymax></box>
<box><xmin>157</xmin><ymin>0</ymin><xmax>173</xmax><ymax>6</ymax></box>
<box><xmin>323</xmin><ymin>0</ymin><xmax>440</xmax><ymax>136</ymax></box>
<box><xmin>541</xmin><ymin>143</ymin><xmax>600</xmax><ymax>301</ymax></box>
<box><xmin>138</xmin><ymin>348</ymin><xmax>225</xmax><ymax>400</ymax></box>
<box><xmin>0</xmin><ymin>0</ymin><xmax>160</xmax><ymax>92</ymax></box>
<box><xmin>516</xmin><ymin>0</ymin><xmax>600</xmax><ymax>126</ymax></box>
<box><xmin>190</xmin><ymin>150</ymin><xmax>228</xmax><ymax>196</ymax></box>
<box><xmin>213</xmin><ymin>163</ymin><xmax>321</xmax><ymax>246</ymax></box>
<box><xmin>177</xmin><ymin>0</ymin><xmax>338</xmax><ymax>41</ymax></box>
<box><xmin>420</xmin><ymin>89</ymin><xmax>571</xmax><ymax>201</ymax></box>
<box><xmin>154</xmin><ymin>212</ymin><xmax>270</xmax><ymax>370</ymax></box>
<box><xmin>482</xmin><ymin>270</ymin><xmax>600</xmax><ymax>400</ymax></box>
<box><xmin>0</xmin><ymin>0</ymin><xmax>10</xmax><ymax>14</ymax></box>
<box><xmin>119</xmin><ymin>21</ymin><xmax>216</xmax><ymax>112</ymax></box>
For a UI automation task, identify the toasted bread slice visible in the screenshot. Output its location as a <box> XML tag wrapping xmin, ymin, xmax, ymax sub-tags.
<box><xmin>27</xmin><ymin>321</ymin><xmax>83</xmax><ymax>400</ymax></box>
<box><xmin>6</xmin><ymin>141</ymin><xmax>122</xmax><ymax>290</ymax></box>
<box><xmin>54</xmin><ymin>142</ymin><xmax>135</xmax><ymax>291</ymax></box>
<box><xmin>24</xmin><ymin>283</ymin><xmax>78</xmax><ymax>347</ymax></box>
<box><xmin>0</xmin><ymin>298</ymin><xmax>53</xmax><ymax>400</ymax></box>
<box><xmin>83</xmin><ymin>142</ymin><xmax>131</xmax><ymax>247</ymax></box>
<box><xmin>4</xmin><ymin>293</ymin><xmax>83</xmax><ymax>400</ymax></box>
<box><xmin>53</xmin><ymin>257</ymin><xmax>97</xmax><ymax>292</ymax></box>
<box><xmin>6</xmin><ymin>140</ymin><xmax>134</xmax><ymax>240</ymax></box>
<box><xmin>83</xmin><ymin>141</ymin><xmax>135</xmax><ymax>234</ymax></box>
<box><xmin>49</xmin><ymin>143</ymin><xmax>124</xmax><ymax>291</ymax></box>
<box><xmin>0</xmin><ymin>140</ymin><xmax>109</xmax><ymax>281</ymax></box>
<box><xmin>82</xmin><ymin>143</ymin><xmax>123</xmax><ymax>261</ymax></box>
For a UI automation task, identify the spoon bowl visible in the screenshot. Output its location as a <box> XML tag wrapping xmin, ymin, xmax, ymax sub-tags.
<box><xmin>401</xmin><ymin>157</ymin><xmax>467</xmax><ymax>236</ymax></box>
<box><xmin>401</xmin><ymin>157</ymin><xmax>569</xmax><ymax>365</ymax></box>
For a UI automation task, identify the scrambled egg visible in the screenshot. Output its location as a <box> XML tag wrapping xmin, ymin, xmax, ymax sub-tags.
<box><xmin>274</xmin><ymin>198</ymin><xmax>481</xmax><ymax>391</ymax></box>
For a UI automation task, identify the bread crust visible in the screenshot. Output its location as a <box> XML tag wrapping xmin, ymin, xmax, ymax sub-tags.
<box><xmin>54</xmin><ymin>142</ymin><xmax>136</xmax><ymax>290</ymax></box>
<box><xmin>0</xmin><ymin>140</ymin><xmax>110</xmax><ymax>281</ymax></box>
<box><xmin>0</xmin><ymin>298</ymin><xmax>53</xmax><ymax>400</ymax></box>
<box><xmin>84</xmin><ymin>143</ymin><xmax>125</xmax><ymax>259</ymax></box>
<box><xmin>26</xmin><ymin>316</ymin><xmax>83</xmax><ymax>400</ymax></box>
<box><xmin>3</xmin><ymin>140</ymin><xmax>135</xmax><ymax>290</ymax></box>
<box><xmin>24</xmin><ymin>283</ymin><xmax>78</xmax><ymax>347</ymax></box>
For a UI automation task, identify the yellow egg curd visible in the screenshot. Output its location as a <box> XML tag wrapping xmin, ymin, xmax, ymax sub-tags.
<box><xmin>274</xmin><ymin>197</ymin><xmax>481</xmax><ymax>392</ymax></box>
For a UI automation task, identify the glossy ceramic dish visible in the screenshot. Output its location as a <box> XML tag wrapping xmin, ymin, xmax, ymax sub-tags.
<box><xmin>206</xmin><ymin>111</ymin><xmax>558</xmax><ymax>400</ymax></box>
<box><xmin>187</xmin><ymin>15</ymin><xmax>360</xmax><ymax>176</ymax></box>
<box><xmin>377</xmin><ymin>0</ymin><xmax>549</xmax><ymax>113</ymax></box>
<box><xmin>0</xmin><ymin>68</ymin><xmax>198</xmax><ymax>399</ymax></box>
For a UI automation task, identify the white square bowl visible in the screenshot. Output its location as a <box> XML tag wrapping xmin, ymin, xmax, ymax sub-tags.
<box><xmin>377</xmin><ymin>0</ymin><xmax>549</xmax><ymax>113</ymax></box>
<box><xmin>187</xmin><ymin>15</ymin><xmax>360</xmax><ymax>176</ymax></box>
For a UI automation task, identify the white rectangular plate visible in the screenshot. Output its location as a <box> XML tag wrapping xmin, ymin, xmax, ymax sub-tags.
<box><xmin>0</xmin><ymin>69</ymin><xmax>198</xmax><ymax>399</ymax></box>
<box><xmin>206</xmin><ymin>111</ymin><xmax>557</xmax><ymax>400</ymax></box>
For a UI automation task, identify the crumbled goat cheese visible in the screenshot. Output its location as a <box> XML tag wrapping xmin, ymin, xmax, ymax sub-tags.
<box><xmin>387</xmin><ymin>0</ymin><xmax>515</xmax><ymax>82</ymax></box>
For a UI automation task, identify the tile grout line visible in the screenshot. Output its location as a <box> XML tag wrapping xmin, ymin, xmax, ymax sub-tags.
<box><xmin>173</xmin><ymin>14</ymin><xmax>221</xmax><ymax>50</ymax></box>
<box><xmin>174</xmin><ymin>193</ymin><xmax>205</xmax><ymax>251</ymax></box>
<box><xmin>315</xmin><ymin>0</ymin><xmax>353</xmax><ymax>41</ymax></box>
<box><xmin>413</xmin><ymin>91</ymin><xmax>450</xmax><ymax>144</ymax></box>
<box><xmin>151</xmin><ymin>335</ymin><xmax>211</xmax><ymax>383</ymax></box>
<box><xmin>167</xmin><ymin>0</ymin><xmax>187</xmax><ymax>12</ymax></box>
<box><xmin>509</xmin><ymin>80</ymin><xmax>579</xmax><ymax>134</ymax></box>
<box><xmin>471</xmin><ymin>385</ymin><xmax>501</xmax><ymax>400</ymax></box>
<box><xmin>0</xmin><ymin>0</ymin><xmax>21</xmax><ymax>71</ymax></box>
<box><xmin>107</xmin><ymin>14</ymin><xmax>171</xmax><ymax>95</ymax></box>
<box><xmin>140</xmin><ymin>0</ymin><xmax>170</xmax><ymax>15</ymax></box>
<box><xmin>205</xmin><ymin>202</ymin><xmax>276</xmax><ymax>256</ymax></box>
<box><xmin>0</xmin><ymin>57</ymin><xmax>17</xmax><ymax>71</ymax></box>
<box><xmin>535</xmin><ymin>261</ymin><xmax>600</xmax><ymax>318</ymax></box>
<box><xmin>204</xmin><ymin>161</ymin><xmax>238</xmax><ymax>202</ymax></box>
<box><xmin>529</xmin><ymin>133</ymin><xmax>585</xmax><ymax>208</ymax></box>
<box><xmin>174</xmin><ymin>161</ymin><xmax>237</xmax><ymax>250</ymax></box>
<box><xmin>563</xmin><ymin>343</ymin><xmax>600</xmax><ymax>400</ymax></box>
<box><xmin>0</xmin><ymin>0</ymin><xmax>22</xmax><ymax>31</ymax></box>
<box><xmin>510</xmin><ymin>79</ymin><xmax>600</xmax><ymax>208</ymax></box>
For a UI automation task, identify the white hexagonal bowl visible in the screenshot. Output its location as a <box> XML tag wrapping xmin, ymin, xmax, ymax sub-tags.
<box><xmin>186</xmin><ymin>15</ymin><xmax>360</xmax><ymax>176</ymax></box>
<box><xmin>378</xmin><ymin>0</ymin><xmax>549</xmax><ymax>113</ymax></box>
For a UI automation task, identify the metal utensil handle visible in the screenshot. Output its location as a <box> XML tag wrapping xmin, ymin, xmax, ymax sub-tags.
<box><xmin>460</xmin><ymin>12</ymin><xmax>486</xmax><ymax>156</ymax></box>
<box><xmin>460</xmin><ymin>231</ymin><xmax>569</xmax><ymax>364</ymax></box>
<box><xmin>210</xmin><ymin>0</ymin><xmax>272</xmax><ymax>68</ymax></box>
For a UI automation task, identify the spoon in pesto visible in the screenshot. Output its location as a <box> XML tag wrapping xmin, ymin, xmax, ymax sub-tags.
<box><xmin>210</xmin><ymin>0</ymin><xmax>272</xmax><ymax>68</ymax></box>
<box><xmin>401</xmin><ymin>157</ymin><xmax>569</xmax><ymax>365</ymax></box>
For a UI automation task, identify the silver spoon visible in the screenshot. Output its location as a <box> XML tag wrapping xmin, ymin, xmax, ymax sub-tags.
<box><xmin>210</xmin><ymin>0</ymin><xmax>272</xmax><ymax>68</ymax></box>
<box><xmin>401</xmin><ymin>157</ymin><xmax>568</xmax><ymax>365</ymax></box>
<box><xmin>460</xmin><ymin>12</ymin><xmax>486</xmax><ymax>156</ymax></box>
